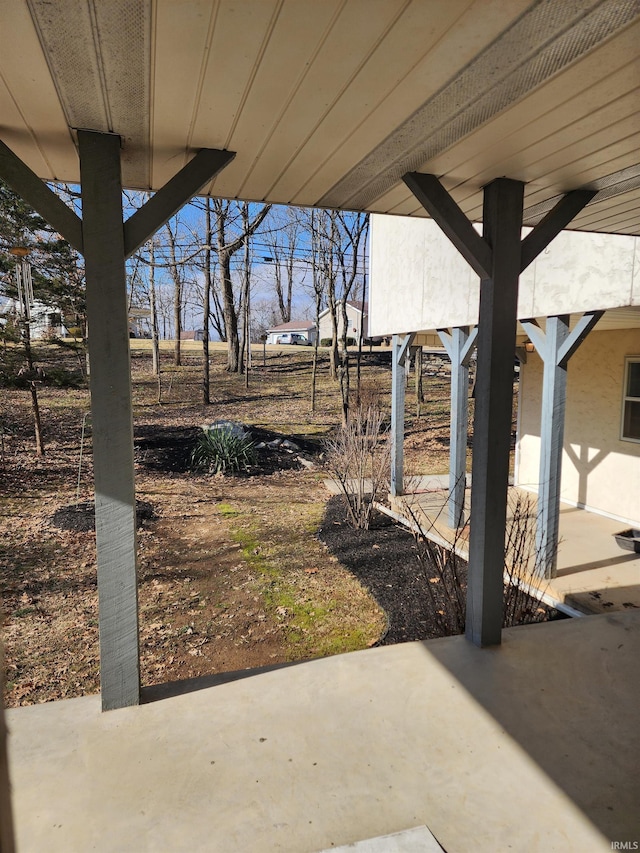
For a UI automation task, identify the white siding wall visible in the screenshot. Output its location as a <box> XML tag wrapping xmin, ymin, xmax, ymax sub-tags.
<box><xmin>517</xmin><ymin>328</ymin><xmax>640</xmax><ymax>525</ymax></box>
<box><xmin>369</xmin><ymin>214</ymin><xmax>640</xmax><ymax>336</ymax></box>
<box><xmin>318</xmin><ymin>305</ymin><xmax>365</xmax><ymax>343</ymax></box>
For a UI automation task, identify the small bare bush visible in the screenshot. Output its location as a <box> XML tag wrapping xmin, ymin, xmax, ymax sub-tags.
<box><xmin>405</xmin><ymin>487</ymin><xmax>549</xmax><ymax>635</ymax></box>
<box><xmin>324</xmin><ymin>403</ymin><xmax>390</xmax><ymax>530</ymax></box>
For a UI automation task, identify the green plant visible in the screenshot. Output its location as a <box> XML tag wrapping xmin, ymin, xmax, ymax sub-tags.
<box><xmin>190</xmin><ymin>427</ymin><xmax>257</xmax><ymax>475</ymax></box>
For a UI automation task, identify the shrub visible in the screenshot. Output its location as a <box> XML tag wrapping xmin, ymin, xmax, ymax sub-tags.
<box><xmin>190</xmin><ymin>427</ymin><xmax>257</xmax><ymax>475</ymax></box>
<box><xmin>320</xmin><ymin>336</ymin><xmax>356</xmax><ymax>347</ymax></box>
<box><xmin>403</xmin><ymin>488</ymin><xmax>550</xmax><ymax>636</ymax></box>
<box><xmin>324</xmin><ymin>403</ymin><xmax>390</xmax><ymax>530</ymax></box>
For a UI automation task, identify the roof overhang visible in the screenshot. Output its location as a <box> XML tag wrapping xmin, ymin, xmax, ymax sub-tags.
<box><xmin>1</xmin><ymin>0</ymin><xmax>639</xmax><ymax>235</ymax></box>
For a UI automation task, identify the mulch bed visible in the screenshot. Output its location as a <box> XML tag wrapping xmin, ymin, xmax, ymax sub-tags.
<box><xmin>318</xmin><ymin>495</ymin><xmax>560</xmax><ymax>645</ymax></box>
<box><xmin>318</xmin><ymin>496</ymin><xmax>457</xmax><ymax>644</ymax></box>
<box><xmin>133</xmin><ymin>424</ymin><xmax>320</xmax><ymax>476</ymax></box>
<box><xmin>51</xmin><ymin>499</ymin><xmax>156</xmax><ymax>533</ymax></box>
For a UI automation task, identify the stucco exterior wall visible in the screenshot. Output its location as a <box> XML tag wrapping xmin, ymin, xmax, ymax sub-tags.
<box><xmin>369</xmin><ymin>214</ymin><xmax>640</xmax><ymax>336</ymax></box>
<box><xmin>516</xmin><ymin>328</ymin><xmax>640</xmax><ymax>525</ymax></box>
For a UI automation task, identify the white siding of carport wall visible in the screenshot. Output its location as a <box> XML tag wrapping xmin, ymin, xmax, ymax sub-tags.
<box><xmin>516</xmin><ymin>327</ymin><xmax>640</xmax><ymax>526</ymax></box>
<box><xmin>369</xmin><ymin>215</ymin><xmax>640</xmax><ymax>337</ymax></box>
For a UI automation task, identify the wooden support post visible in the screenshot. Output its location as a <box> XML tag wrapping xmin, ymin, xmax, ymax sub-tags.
<box><xmin>391</xmin><ymin>334</ymin><xmax>413</xmax><ymax>497</ymax></box>
<box><xmin>521</xmin><ymin>311</ymin><xmax>602</xmax><ymax>578</ymax></box>
<box><xmin>79</xmin><ymin>131</ymin><xmax>140</xmax><ymax>710</ymax></box>
<box><xmin>466</xmin><ymin>179</ymin><xmax>524</xmax><ymax>646</ymax></box>
<box><xmin>404</xmin><ymin>172</ymin><xmax>596</xmax><ymax>647</ymax></box>
<box><xmin>438</xmin><ymin>326</ymin><xmax>477</xmax><ymax>528</ymax></box>
<box><xmin>537</xmin><ymin>315</ymin><xmax>569</xmax><ymax>577</ymax></box>
<box><xmin>0</xmin><ymin>135</ymin><xmax>235</xmax><ymax>709</ymax></box>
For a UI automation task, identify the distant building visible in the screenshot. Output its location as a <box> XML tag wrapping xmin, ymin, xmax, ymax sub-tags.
<box><xmin>265</xmin><ymin>320</ymin><xmax>316</xmax><ymax>345</ymax></box>
<box><xmin>1</xmin><ymin>298</ymin><xmax>68</xmax><ymax>339</ymax></box>
<box><xmin>180</xmin><ymin>330</ymin><xmax>204</xmax><ymax>341</ymax></box>
<box><xmin>317</xmin><ymin>300</ymin><xmax>368</xmax><ymax>344</ymax></box>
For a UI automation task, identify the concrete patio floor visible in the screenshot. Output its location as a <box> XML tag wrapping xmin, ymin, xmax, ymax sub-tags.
<box><xmin>6</xmin><ymin>611</ymin><xmax>639</xmax><ymax>852</ymax></box>
<box><xmin>385</xmin><ymin>478</ymin><xmax>640</xmax><ymax>616</ymax></box>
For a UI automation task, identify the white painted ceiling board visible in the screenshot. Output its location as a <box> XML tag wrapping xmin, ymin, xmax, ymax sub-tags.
<box><xmin>213</xmin><ymin>0</ymin><xmax>347</xmax><ymax>200</ymax></box>
<box><xmin>421</xmin><ymin>20</ymin><xmax>640</xmax><ymax>180</ymax></box>
<box><xmin>0</xmin><ymin>0</ymin><xmax>638</xmax><ymax>234</ymax></box>
<box><xmin>271</xmin><ymin>0</ymin><xmax>488</xmax><ymax>203</ymax></box>
<box><xmin>151</xmin><ymin>0</ymin><xmax>218</xmax><ymax>187</ymax></box>
<box><xmin>0</xmin><ymin>1</ymin><xmax>76</xmax><ymax>181</ymax></box>
<box><xmin>234</xmin><ymin>0</ymin><xmax>413</xmax><ymax>202</ymax></box>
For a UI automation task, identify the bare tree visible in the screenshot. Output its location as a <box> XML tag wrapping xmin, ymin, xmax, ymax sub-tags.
<box><xmin>213</xmin><ymin>199</ymin><xmax>271</xmax><ymax>373</ymax></box>
<box><xmin>335</xmin><ymin>212</ymin><xmax>369</xmax><ymax>425</ymax></box>
<box><xmin>201</xmin><ymin>198</ymin><xmax>214</xmax><ymax>403</ymax></box>
<box><xmin>309</xmin><ymin>208</ymin><xmax>326</xmax><ymax>412</ymax></box>
<box><xmin>164</xmin><ymin>218</ymin><xmax>184</xmax><ymax>367</ymax></box>
<box><xmin>263</xmin><ymin>206</ymin><xmax>306</xmax><ymax>323</ymax></box>
<box><xmin>147</xmin><ymin>238</ymin><xmax>161</xmax><ymax>379</ymax></box>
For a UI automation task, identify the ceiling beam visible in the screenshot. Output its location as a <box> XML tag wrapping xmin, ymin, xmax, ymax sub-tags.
<box><xmin>403</xmin><ymin>173</ymin><xmax>492</xmax><ymax>279</ymax></box>
<box><xmin>0</xmin><ymin>139</ymin><xmax>84</xmax><ymax>253</ymax></box>
<box><xmin>123</xmin><ymin>149</ymin><xmax>236</xmax><ymax>259</ymax></box>
<box><xmin>520</xmin><ymin>189</ymin><xmax>597</xmax><ymax>272</ymax></box>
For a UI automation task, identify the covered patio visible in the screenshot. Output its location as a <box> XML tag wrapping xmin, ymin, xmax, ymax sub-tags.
<box><xmin>384</xmin><ymin>476</ymin><xmax>640</xmax><ymax>616</ymax></box>
<box><xmin>6</xmin><ymin>612</ymin><xmax>639</xmax><ymax>852</ymax></box>
<box><xmin>1</xmin><ymin>1</ymin><xmax>640</xmax><ymax>849</ymax></box>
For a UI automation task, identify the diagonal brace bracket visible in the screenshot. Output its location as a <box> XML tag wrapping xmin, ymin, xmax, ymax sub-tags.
<box><xmin>395</xmin><ymin>332</ymin><xmax>415</xmax><ymax>367</ymax></box>
<box><xmin>438</xmin><ymin>326</ymin><xmax>477</xmax><ymax>366</ymax></box>
<box><xmin>522</xmin><ymin>311</ymin><xmax>603</xmax><ymax>367</ymax></box>
<box><xmin>557</xmin><ymin>310</ymin><xmax>603</xmax><ymax>367</ymax></box>
<box><xmin>123</xmin><ymin>148</ymin><xmax>235</xmax><ymax>258</ymax></box>
<box><xmin>403</xmin><ymin>172</ymin><xmax>492</xmax><ymax>279</ymax></box>
<box><xmin>404</xmin><ymin>173</ymin><xmax>597</xmax><ymax>281</ymax></box>
<box><xmin>0</xmin><ymin>139</ymin><xmax>84</xmax><ymax>253</ymax></box>
<box><xmin>520</xmin><ymin>189</ymin><xmax>597</xmax><ymax>272</ymax></box>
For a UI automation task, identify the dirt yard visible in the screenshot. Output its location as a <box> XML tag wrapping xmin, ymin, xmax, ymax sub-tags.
<box><xmin>1</xmin><ymin>340</ymin><xmax>474</xmax><ymax>707</ymax></box>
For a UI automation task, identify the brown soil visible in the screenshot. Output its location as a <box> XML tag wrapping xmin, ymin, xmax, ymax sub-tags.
<box><xmin>1</xmin><ymin>342</ymin><xmax>524</xmax><ymax>707</ymax></box>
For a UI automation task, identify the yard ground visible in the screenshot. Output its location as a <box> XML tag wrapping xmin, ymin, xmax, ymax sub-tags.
<box><xmin>1</xmin><ymin>339</ymin><xmax>481</xmax><ymax>707</ymax></box>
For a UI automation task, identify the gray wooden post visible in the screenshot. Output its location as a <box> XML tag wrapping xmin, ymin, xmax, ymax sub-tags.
<box><xmin>521</xmin><ymin>311</ymin><xmax>603</xmax><ymax>578</ymax></box>
<box><xmin>403</xmin><ymin>171</ymin><xmax>596</xmax><ymax>647</ymax></box>
<box><xmin>390</xmin><ymin>333</ymin><xmax>415</xmax><ymax>497</ymax></box>
<box><xmin>466</xmin><ymin>178</ymin><xmax>524</xmax><ymax>646</ymax></box>
<box><xmin>391</xmin><ymin>334</ymin><xmax>406</xmax><ymax>498</ymax></box>
<box><xmin>0</xmin><ymin>135</ymin><xmax>234</xmax><ymax>708</ymax></box>
<box><xmin>536</xmin><ymin>315</ymin><xmax>568</xmax><ymax>577</ymax></box>
<box><xmin>438</xmin><ymin>326</ymin><xmax>477</xmax><ymax>528</ymax></box>
<box><xmin>78</xmin><ymin>131</ymin><xmax>140</xmax><ymax>710</ymax></box>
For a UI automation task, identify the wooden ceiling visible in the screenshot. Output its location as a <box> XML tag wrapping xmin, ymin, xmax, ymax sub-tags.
<box><xmin>1</xmin><ymin>0</ymin><xmax>639</xmax><ymax>233</ymax></box>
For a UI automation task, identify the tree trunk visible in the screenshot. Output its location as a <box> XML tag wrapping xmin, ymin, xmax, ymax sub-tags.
<box><xmin>203</xmin><ymin>200</ymin><xmax>212</xmax><ymax>403</ymax></box>
<box><xmin>149</xmin><ymin>239</ymin><xmax>160</xmax><ymax>378</ymax></box>
<box><xmin>338</xmin><ymin>299</ymin><xmax>350</xmax><ymax>426</ymax></box>
<box><xmin>220</xmin><ymin>250</ymin><xmax>240</xmax><ymax>372</ymax></box>
<box><xmin>23</xmin><ymin>321</ymin><xmax>44</xmax><ymax>456</ymax></box>
<box><xmin>165</xmin><ymin>224</ymin><xmax>182</xmax><ymax>367</ymax></box>
<box><xmin>242</xmin><ymin>205</ymin><xmax>251</xmax><ymax>388</ymax></box>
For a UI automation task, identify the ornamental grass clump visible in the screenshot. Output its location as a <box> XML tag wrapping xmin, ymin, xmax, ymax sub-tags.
<box><xmin>190</xmin><ymin>426</ymin><xmax>257</xmax><ymax>475</ymax></box>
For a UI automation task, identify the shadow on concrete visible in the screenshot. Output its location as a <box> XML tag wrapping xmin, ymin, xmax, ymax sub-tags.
<box><xmin>141</xmin><ymin>658</ymin><xmax>309</xmax><ymax>703</ymax></box>
<box><xmin>422</xmin><ymin>611</ymin><xmax>640</xmax><ymax>842</ymax></box>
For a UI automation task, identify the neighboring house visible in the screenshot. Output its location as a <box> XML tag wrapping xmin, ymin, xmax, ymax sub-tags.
<box><xmin>266</xmin><ymin>320</ymin><xmax>316</xmax><ymax>345</ymax></box>
<box><xmin>317</xmin><ymin>300</ymin><xmax>368</xmax><ymax>344</ymax></box>
<box><xmin>2</xmin><ymin>298</ymin><xmax>68</xmax><ymax>339</ymax></box>
<box><xmin>129</xmin><ymin>307</ymin><xmax>152</xmax><ymax>338</ymax></box>
<box><xmin>370</xmin><ymin>213</ymin><xmax>640</xmax><ymax>569</ymax></box>
<box><xmin>180</xmin><ymin>330</ymin><xmax>204</xmax><ymax>341</ymax></box>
